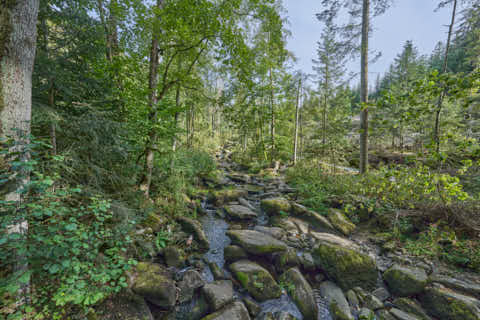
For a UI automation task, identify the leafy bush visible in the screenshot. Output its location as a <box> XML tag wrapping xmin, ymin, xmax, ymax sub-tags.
<box><xmin>0</xmin><ymin>138</ymin><xmax>135</xmax><ymax>320</ymax></box>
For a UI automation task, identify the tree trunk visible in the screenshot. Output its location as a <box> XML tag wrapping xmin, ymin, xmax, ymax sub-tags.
<box><xmin>293</xmin><ymin>78</ymin><xmax>301</xmax><ymax>165</ymax></box>
<box><xmin>359</xmin><ymin>0</ymin><xmax>370</xmax><ymax>174</ymax></box>
<box><xmin>0</xmin><ymin>0</ymin><xmax>40</xmax><ymax>312</ymax></box>
<box><xmin>139</xmin><ymin>0</ymin><xmax>163</xmax><ymax>198</ymax></box>
<box><xmin>433</xmin><ymin>0</ymin><xmax>457</xmax><ymax>153</ymax></box>
<box><xmin>173</xmin><ymin>85</ymin><xmax>180</xmax><ymax>151</ymax></box>
<box><xmin>269</xmin><ymin>67</ymin><xmax>275</xmax><ymax>160</ymax></box>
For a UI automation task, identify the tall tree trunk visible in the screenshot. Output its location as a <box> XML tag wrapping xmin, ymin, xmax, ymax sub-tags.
<box><xmin>139</xmin><ymin>0</ymin><xmax>163</xmax><ymax>198</ymax></box>
<box><xmin>433</xmin><ymin>0</ymin><xmax>457</xmax><ymax>153</ymax></box>
<box><xmin>359</xmin><ymin>0</ymin><xmax>370</xmax><ymax>174</ymax></box>
<box><xmin>0</xmin><ymin>0</ymin><xmax>40</xmax><ymax>312</ymax></box>
<box><xmin>269</xmin><ymin>67</ymin><xmax>275</xmax><ymax>160</ymax></box>
<box><xmin>172</xmin><ymin>85</ymin><xmax>180</xmax><ymax>151</ymax></box>
<box><xmin>293</xmin><ymin>78</ymin><xmax>301</xmax><ymax>165</ymax></box>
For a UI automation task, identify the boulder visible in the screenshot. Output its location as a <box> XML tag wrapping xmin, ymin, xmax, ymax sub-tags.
<box><xmin>392</xmin><ymin>298</ymin><xmax>431</xmax><ymax>320</ymax></box>
<box><xmin>389</xmin><ymin>308</ymin><xmax>421</xmax><ymax>320</ymax></box>
<box><xmin>243</xmin><ymin>297</ymin><xmax>261</xmax><ymax>317</ymax></box>
<box><xmin>280</xmin><ymin>268</ymin><xmax>318</xmax><ymax>320</ymax></box>
<box><xmin>229</xmin><ymin>260</ymin><xmax>282</xmax><ymax>302</ymax></box>
<box><xmin>177</xmin><ymin>269</ymin><xmax>206</xmax><ymax>303</ymax></box>
<box><xmin>383</xmin><ymin>265</ymin><xmax>428</xmax><ymax>297</ymax></box>
<box><xmin>312</xmin><ymin>241</ymin><xmax>377</xmax><ymax>291</ymax></box>
<box><xmin>261</xmin><ymin>198</ymin><xmax>292</xmax><ymax>216</ymax></box>
<box><xmin>363</xmin><ymin>293</ymin><xmax>383</xmax><ymax>311</ymax></box>
<box><xmin>254</xmin><ymin>226</ymin><xmax>286</xmax><ymax>240</ymax></box>
<box><xmin>376</xmin><ymin>310</ymin><xmax>397</xmax><ymax>320</ymax></box>
<box><xmin>327</xmin><ymin>209</ymin><xmax>356</xmax><ymax>236</ymax></box>
<box><xmin>224</xmin><ymin>245</ymin><xmax>248</xmax><ymax>262</ymax></box>
<box><xmin>318</xmin><ymin>281</ymin><xmax>354</xmax><ymax>320</ymax></box>
<box><xmin>201</xmin><ymin>301</ymin><xmax>251</xmax><ymax>320</ymax></box>
<box><xmin>94</xmin><ymin>289</ymin><xmax>154</xmax><ymax>320</ymax></box>
<box><xmin>227</xmin><ymin>230</ymin><xmax>287</xmax><ymax>256</ymax></box>
<box><xmin>290</xmin><ymin>203</ymin><xmax>335</xmax><ymax>232</ymax></box>
<box><xmin>208</xmin><ymin>261</ymin><xmax>227</xmax><ymax>280</ymax></box>
<box><xmin>132</xmin><ymin>262</ymin><xmax>176</xmax><ymax>309</ymax></box>
<box><xmin>210</xmin><ymin>189</ymin><xmax>248</xmax><ymax>205</ymax></box>
<box><xmin>163</xmin><ymin>246</ymin><xmax>185</xmax><ymax>268</ymax></box>
<box><xmin>273</xmin><ymin>248</ymin><xmax>300</xmax><ymax>273</ymax></box>
<box><xmin>419</xmin><ymin>284</ymin><xmax>480</xmax><ymax>320</ymax></box>
<box><xmin>358</xmin><ymin>308</ymin><xmax>375</xmax><ymax>320</ymax></box>
<box><xmin>177</xmin><ymin>216</ymin><xmax>210</xmax><ymax>250</ymax></box>
<box><xmin>430</xmin><ymin>273</ymin><xmax>480</xmax><ymax>299</ymax></box>
<box><xmin>202</xmin><ymin>280</ymin><xmax>234</xmax><ymax>312</ymax></box>
<box><xmin>373</xmin><ymin>287</ymin><xmax>391</xmax><ymax>302</ymax></box>
<box><xmin>346</xmin><ymin>290</ymin><xmax>359</xmax><ymax>310</ymax></box>
<box><xmin>224</xmin><ymin>205</ymin><xmax>258</xmax><ymax>220</ymax></box>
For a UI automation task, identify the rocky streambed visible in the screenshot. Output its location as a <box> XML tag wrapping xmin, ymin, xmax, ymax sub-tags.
<box><xmin>94</xmin><ymin>156</ymin><xmax>480</xmax><ymax>320</ymax></box>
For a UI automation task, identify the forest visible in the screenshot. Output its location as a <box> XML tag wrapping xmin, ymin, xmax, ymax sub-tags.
<box><xmin>0</xmin><ymin>0</ymin><xmax>480</xmax><ymax>320</ymax></box>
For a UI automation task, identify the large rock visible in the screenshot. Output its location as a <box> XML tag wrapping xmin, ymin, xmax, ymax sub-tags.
<box><xmin>261</xmin><ymin>198</ymin><xmax>292</xmax><ymax>216</ymax></box>
<box><xmin>419</xmin><ymin>284</ymin><xmax>480</xmax><ymax>320</ymax></box>
<box><xmin>224</xmin><ymin>205</ymin><xmax>258</xmax><ymax>220</ymax></box>
<box><xmin>94</xmin><ymin>289</ymin><xmax>154</xmax><ymax>320</ymax></box>
<box><xmin>318</xmin><ymin>281</ymin><xmax>354</xmax><ymax>320</ymax></box>
<box><xmin>163</xmin><ymin>246</ymin><xmax>185</xmax><ymax>268</ymax></box>
<box><xmin>358</xmin><ymin>308</ymin><xmax>375</xmax><ymax>320</ymax></box>
<box><xmin>327</xmin><ymin>209</ymin><xmax>356</xmax><ymax>236</ymax></box>
<box><xmin>280</xmin><ymin>268</ymin><xmax>318</xmax><ymax>320</ymax></box>
<box><xmin>383</xmin><ymin>265</ymin><xmax>428</xmax><ymax>297</ymax></box>
<box><xmin>273</xmin><ymin>248</ymin><xmax>300</xmax><ymax>272</ymax></box>
<box><xmin>389</xmin><ymin>308</ymin><xmax>421</xmax><ymax>320</ymax></box>
<box><xmin>254</xmin><ymin>226</ymin><xmax>286</xmax><ymax>240</ymax></box>
<box><xmin>210</xmin><ymin>189</ymin><xmax>248</xmax><ymax>205</ymax></box>
<box><xmin>430</xmin><ymin>273</ymin><xmax>480</xmax><ymax>299</ymax></box>
<box><xmin>376</xmin><ymin>310</ymin><xmax>397</xmax><ymax>320</ymax></box>
<box><xmin>290</xmin><ymin>203</ymin><xmax>335</xmax><ymax>232</ymax></box>
<box><xmin>224</xmin><ymin>245</ymin><xmax>248</xmax><ymax>262</ymax></box>
<box><xmin>201</xmin><ymin>301</ymin><xmax>251</xmax><ymax>320</ymax></box>
<box><xmin>229</xmin><ymin>260</ymin><xmax>282</xmax><ymax>302</ymax></box>
<box><xmin>132</xmin><ymin>262</ymin><xmax>176</xmax><ymax>309</ymax></box>
<box><xmin>177</xmin><ymin>269</ymin><xmax>206</xmax><ymax>303</ymax></box>
<box><xmin>202</xmin><ymin>280</ymin><xmax>234</xmax><ymax>312</ymax></box>
<box><xmin>177</xmin><ymin>216</ymin><xmax>210</xmax><ymax>250</ymax></box>
<box><xmin>312</xmin><ymin>240</ymin><xmax>377</xmax><ymax>291</ymax></box>
<box><xmin>227</xmin><ymin>230</ymin><xmax>287</xmax><ymax>255</ymax></box>
<box><xmin>393</xmin><ymin>298</ymin><xmax>432</xmax><ymax>320</ymax></box>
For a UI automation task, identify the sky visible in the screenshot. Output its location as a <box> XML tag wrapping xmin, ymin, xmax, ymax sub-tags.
<box><xmin>283</xmin><ymin>0</ymin><xmax>453</xmax><ymax>84</ymax></box>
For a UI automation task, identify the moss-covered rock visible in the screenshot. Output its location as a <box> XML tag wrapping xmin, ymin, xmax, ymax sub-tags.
<box><xmin>260</xmin><ymin>198</ymin><xmax>292</xmax><ymax>216</ymax></box>
<box><xmin>327</xmin><ymin>209</ymin><xmax>356</xmax><ymax>236</ymax></box>
<box><xmin>383</xmin><ymin>265</ymin><xmax>428</xmax><ymax>297</ymax></box>
<box><xmin>93</xmin><ymin>289</ymin><xmax>154</xmax><ymax>320</ymax></box>
<box><xmin>226</xmin><ymin>230</ymin><xmax>287</xmax><ymax>256</ymax></box>
<box><xmin>209</xmin><ymin>189</ymin><xmax>248</xmax><ymax>205</ymax></box>
<box><xmin>312</xmin><ymin>242</ymin><xmax>377</xmax><ymax>291</ymax></box>
<box><xmin>163</xmin><ymin>246</ymin><xmax>185</xmax><ymax>268</ymax></box>
<box><xmin>419</xmin><ymin>284</ymin><xmax>480</xmax><ymax>320</ymax></box>
<box><xmin>358</xmin><ymin>308</ymin><xmax>375</xmax><ymax>320</ymax></box>
<box><xmin>318</xmin><ymin>281</ymin><xmax>354</xmax><ymax>320</ymax></box>
<box><xmin>393</xmin><ymin>298</ymin><xmax>432</xmax><ymax>320</ymax></box>
<box><xmin>290</xmin><ymin>203</ymin><xmax>335</xmax><ymax>233</ymax></box>
<box><xmin>273</xmin><ymin>248</ymin><xmax>300</xmax><ymax>273</ymax></box>
<box><xmin>375</xmin><ymin>310</ymin><xmax>396</xmax><ymax>320</ymax></box>
<box><xmin>201</xmin><ymin>301</ymin><xmax>251</xmax><ymax>320</ymax></box>
<box><xmin>229</xmin><ymin>260</ymin><xmax>282</xmax><ymax>302</ymax></box>
<box><xmin>224</xmin><ymin>204</ymin><xmax>258</xmax><ymax>220</ymax></box>
<box><xmin>280</xmin><ymin>268</ymin><xmax>318</xmax><ymax>320</ymax></box>
<box><xmin>224</xmin><ymin>245</ymin><xmax>248</xmax><ymax>262</ymax></box>
<box><xmin>144</xmin><ymin>213</ymin><xmax>165</xmax><ymax>232</ymax></box>
<box><xmin>202</xmin><ymin>280</ymin><xmax>234</xmax><ymax>312</ymax></box>
<box><xmin>132</xmin><ymin>262</ymin><xmax>176</xmax><ymax>309</ymax></box>
<box><xmin>177</xmin><ymin>216</ymin><xmax>210</xmax><ymax>250</ymax></box>
<box><xmin>389</xmin><ymin>308</ymin><xmax>420</xmax><ymax>320</ymax></box>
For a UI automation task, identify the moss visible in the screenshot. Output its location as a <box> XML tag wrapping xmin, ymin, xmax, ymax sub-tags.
<box><xmin>383</xmin><ymin>265</ymin><xmax>428</xmax><ymax>297</ymax></box>
<box><xmin>313</xmin><ymin>243</ymin><xmax>377</xmax><ymax>291</ymax></box>
<box><xmin>260</xmin><ymin>198</ymin><xmax>292</xmax><ymax>216</ymax></box>
<box><xmin>420</xmin><ymin>286</ymin><xmax>480</xmax><ymax>320</ymax></box>
<box><xmin>330</xmin><ymin>301</ymin><xmax>353</xmax><ymax>320</ymax></box>
<box><xmin>327</xmin><ymin>209</ymin><xmax>356</xmax><ymax>236</ymax></box>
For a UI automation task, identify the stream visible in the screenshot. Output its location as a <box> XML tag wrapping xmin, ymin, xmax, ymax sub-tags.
<box><xmin>195</xmin><ymin>166</ymin><xmax>333</xmax><ymax>320</ymax></box>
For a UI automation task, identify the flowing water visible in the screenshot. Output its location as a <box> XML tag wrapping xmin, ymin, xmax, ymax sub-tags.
<box><xmin>194</xmin><ymin>173</ymin><xmax>334</xmax><ymax>320</ymax></box>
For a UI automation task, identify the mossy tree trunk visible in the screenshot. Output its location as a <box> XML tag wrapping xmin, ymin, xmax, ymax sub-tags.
<box><xmin>0</xmin><ymin>0</ymin><xmax>40</xmax><ymax>313</ymax></box>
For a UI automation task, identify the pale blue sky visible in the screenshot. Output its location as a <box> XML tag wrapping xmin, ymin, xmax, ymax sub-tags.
<box><xmin>283</xmin><ymin>0</ymin><xmax>454</xmax><ymax>82</ymax></box>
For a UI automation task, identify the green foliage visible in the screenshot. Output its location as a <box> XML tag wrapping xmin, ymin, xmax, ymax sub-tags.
<box><xmin>155</xmin><ymin>230</ymin><xmax>171</xmax><ymax>250</ymax></box>
<box><xmin>0</xmin><ymin>138</ymin><xmax>136</xmax><ymax>319</ymax></box>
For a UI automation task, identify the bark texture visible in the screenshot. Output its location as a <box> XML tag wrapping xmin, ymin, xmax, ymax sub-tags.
<box><xmin>359</xmin><ymin>0</ymin><xmax>370</xmax><ymax>174</ymax></box>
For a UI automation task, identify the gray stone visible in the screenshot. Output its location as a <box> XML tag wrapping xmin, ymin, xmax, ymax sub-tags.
<box><xmin>227</xmin><ymin>230</ymin><xmax>287</xmax><ymax>256</ymax></box>
<box><xmin>132</xmin><ymin>262</ymin><xmax>176</xmax><ymax>309</ymax></box>
<box><xmin>243</xmin><ymin>297</ymin><xmax>261</xmax><ymax>317</ymax></box>
<box><xmin>363</xmin><ymin>293</ymin><xmax>384</xmax><ymax>310</ymax></box>
<box><xmin>389</xmin><ymin>308</ymin><xmax>421</xmax><ymax>320</ymax></box>
<box><xmin>224</xmin><ymin>205</ymin><xmax>258</xmax><ymax>220</ymax></box>
<box><xmin>392</xmin><ymin>298</ymin><xmax>432</xmax><ymax>320</ymax></box>
<box><xmin>95</xmin><ymin>289</ymin><xmax>154</xmax><ymax>320</ymax></box>
<box><xmin>229</xmin><ymin>260</ymin><xmax>282</xmax><ymax>302</ymax></box>
<box><xmin>318</xmin><ymin>281</ymin><xmax>354</xmax><ymax>320</ymax></box>
<box><xmin>358</xmin><ymin>308</ymin><xmax>375</xmax><ymax>320</ymax></box>
<box><xmin>373</xmin><ymin>287</ymin><xmax>391</xmax><ymax>302</ymax></box>
<box><xmin>327</xmin><ymin>208</ymin><xmax>356</xmax><ymax>236</ymax></box>
<box><xmin>376</xmin><ymin>310</ymin><xmax>397</xmax><ymax>320</ymax></box>
<box><xmin>202</xmin><ymin>280</ymin><xmax>235</xmax><ymax>312</ymax></box>
<box><xmin>290</xmin><ymin>203</ymin><xmax>335</xmax><ymax>232</ymax></box>
<box><xmin>384</xmin><ymin>265</ymin><xmax>428</xmax><ymax>297</ymax></box>
<box><xmin>178</xmin><ymin>269</ymin><xmax>206</xmax><ymax>303</ymax></box>
<box><xmin>430</xmin><ymin>273</ymin><xmax>480</xmax><ymax>299</ymax></box>
<box><xmin>254</xmin><ymin>226</ymin><xmax>286</xmax><ymax>240</ymax></box>
<box><xmin>260</xmin><ymin>198</ymin><xmax>292</xmax><ymax>216</ymax></box>
<box><xmin>273</xmin><ymin>248</ymin><xmax>300</xmax><ymax>273</ymax></box>
<box><xmin>299</xmin><ymin>252</ymin><xmax>316</xmax><ymax>271</ymax></box>
<box><xmin>224</xmin><ymin>245</ymin><xmax>248</xmax><ymax>262</ymax></box>
<box><xmin>346</xmin><ymin>290</ymin><xmax>359</xmax><ymax>310</ymax></box>
<box><xmin>419</xmin><ymin>284</ymin><xmax>480</xmax><ymax>320</ymax></box>
<box><xmin>208</xmin><ymin>262</ymin><xmax>227</xmax><ymax>280</ymax></box>
<box><xmin>177</xmin><ymin>216</ymin><xmax>210</xmax><ymax>250</ymax></box>
<box><xmin>201</xmin><ymin>301</ymin><xmax>251</xmax><ymax>320</ymax></box>
<box><xmin>280</xmin><ymin>268</ymin><xmax>318</xmax><ymax>320</ymax></box>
